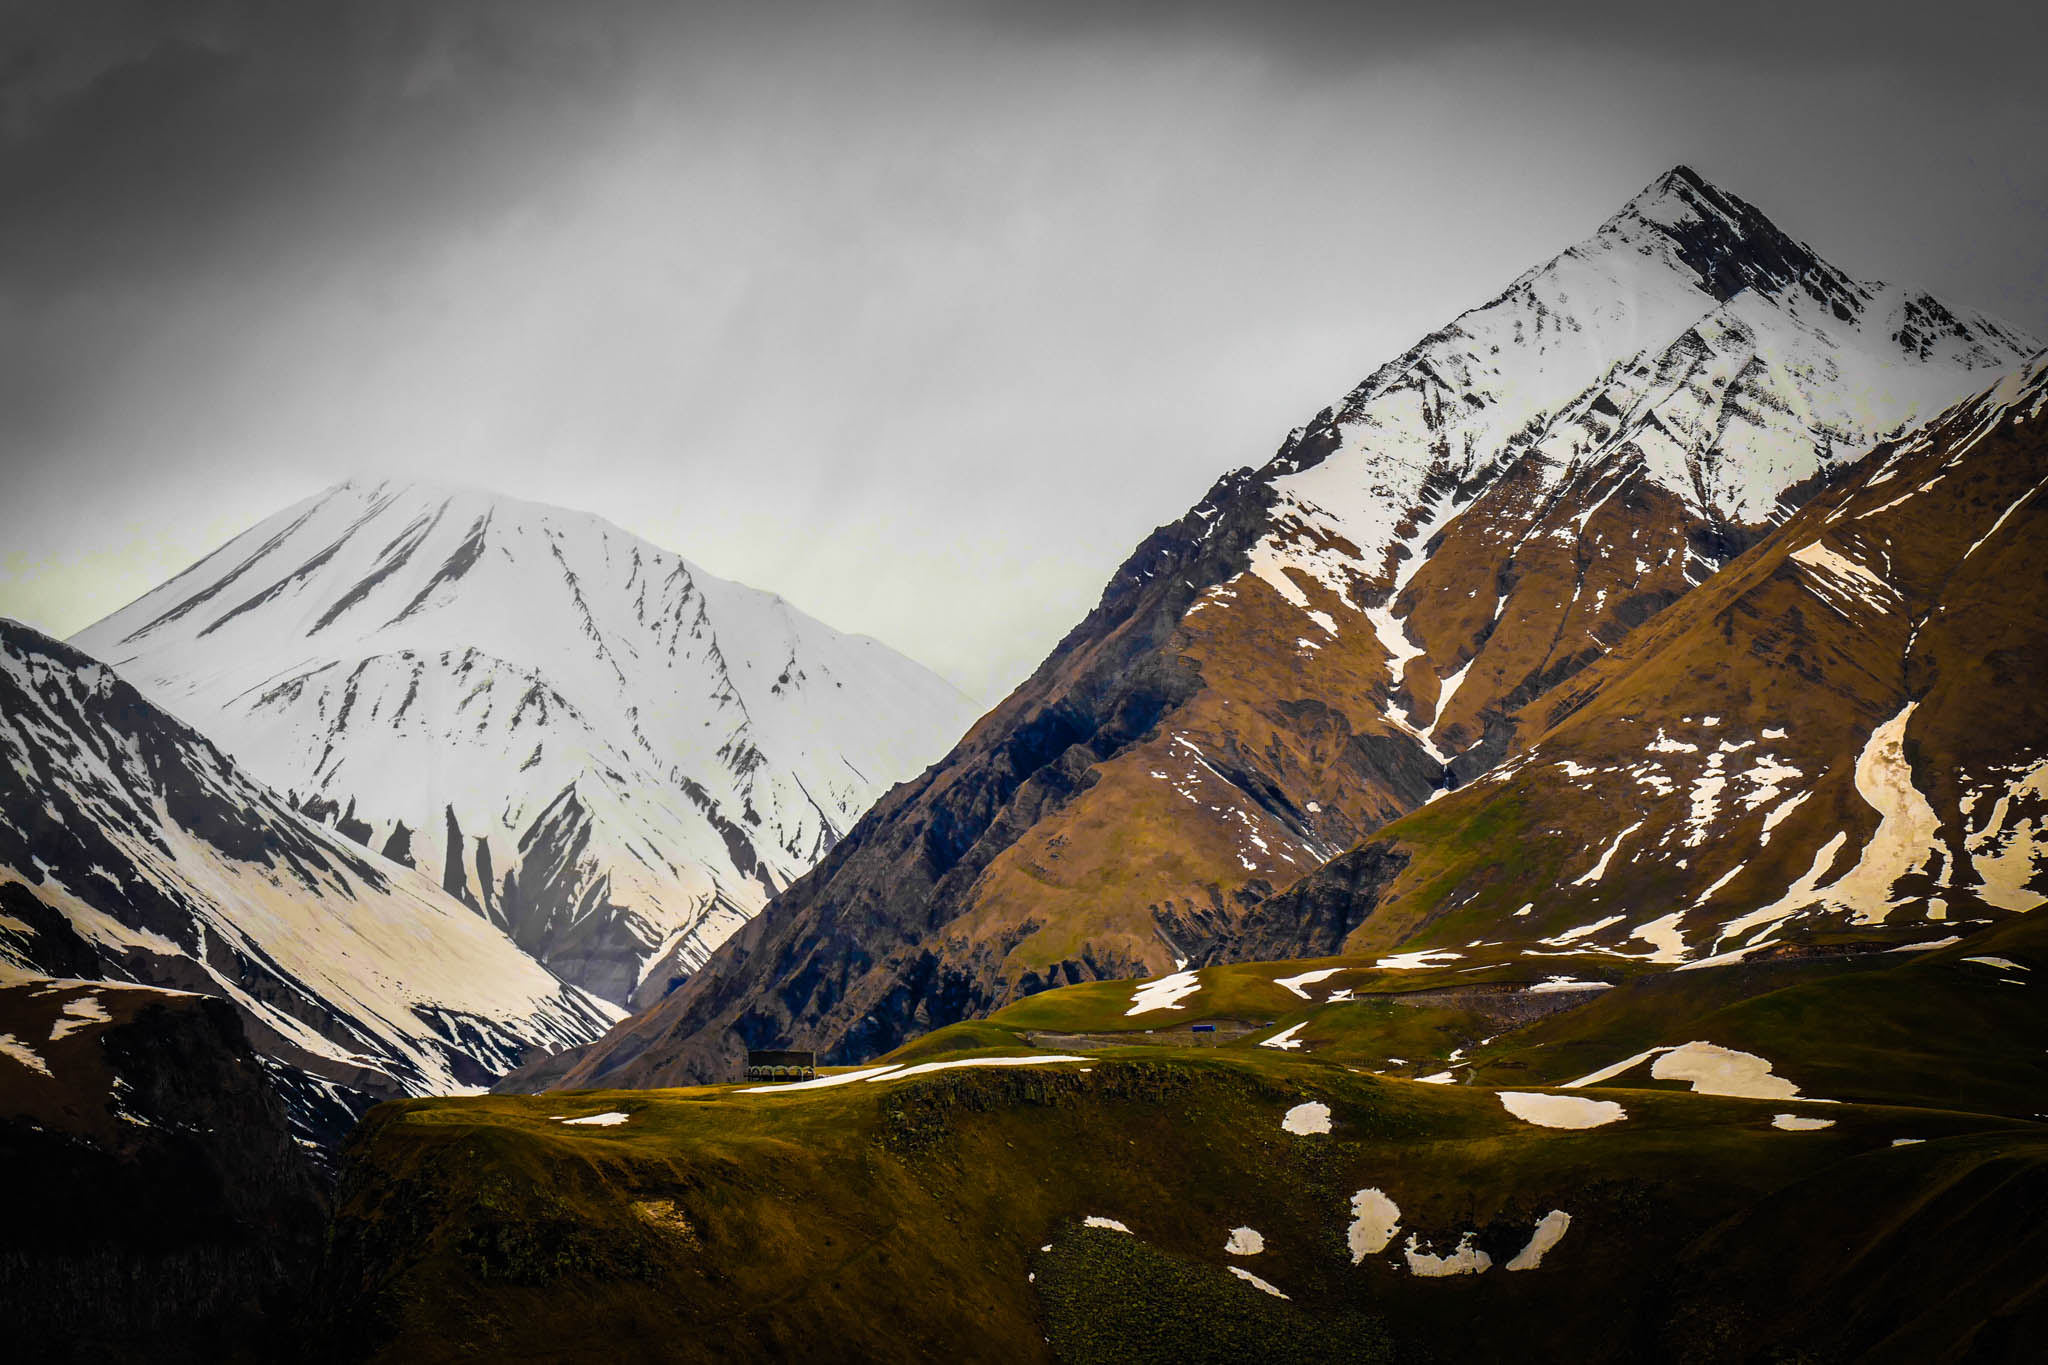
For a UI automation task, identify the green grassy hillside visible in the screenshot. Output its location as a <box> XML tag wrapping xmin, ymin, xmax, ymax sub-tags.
<box><xmin>319</xmin><ymin>977</ymin><xmax>2043</xmax><ymax>1364</ymax></box>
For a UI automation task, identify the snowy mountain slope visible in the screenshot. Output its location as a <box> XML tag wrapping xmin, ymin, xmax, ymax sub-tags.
<box><xmin>0</xmin><ymin>619</ymin><xmax>621</xmax><ymax>1141</ymax></box>
<box><xmin>70</xmin><ymin>480</ymin><xmax>980</xmax><ymax>1007</ymax></box>
<box><xmin>1221</xmin><ymin>349</ymin><xmax>2048</xmax><ymax>966</ymax></box>
<box><xmin>528</xmin><ymin>166</ymin><xmax>2038</xmax><ymax>1088</ymax></box>
<box><xmin>1240</xmin><ymin>166</ymin><xmax>2036</xmax><ymax>773</ymax></box>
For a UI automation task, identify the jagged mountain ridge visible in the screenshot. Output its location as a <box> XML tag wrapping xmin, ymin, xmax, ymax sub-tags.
<box><xmin>1219</xmin><ymin>349</ymin><xmax>2048</xmax><ymax>965</ymax></box>
<box><xmin>71</xmin><ymin>479</ymin><xmax>981</xmax><ymax>1007</ymax></box>
<box><xmin>526</xmin><ymin>166</ymin><xmax>2038</xmax><ymax>1089</ymax></box>
<box><xmin>0</xmin><ymin>619</ymin><xmax>621</xmax><ymax>1142</ymax></box>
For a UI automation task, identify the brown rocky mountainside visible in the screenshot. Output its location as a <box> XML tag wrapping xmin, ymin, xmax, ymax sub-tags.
<box><xmin>1219</xmin><ymin>351</ymin><xmax>2048</xmax><ymax>965</ymax></box>
<box><xmin>524</xmin><ymin>169</ymin><xmax>2037</xmax><ymax>1089</ymax></box>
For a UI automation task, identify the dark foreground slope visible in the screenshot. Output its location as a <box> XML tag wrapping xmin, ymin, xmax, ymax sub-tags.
<box><xmin>0</xmin><ymin>976</ymin><xmax>326</xmax><ymax>1362</ymax></box>
<box><xmin>321</xmin><ymin>980</ymin><xmax>2044</xmax><ymax>1364</ymax></box>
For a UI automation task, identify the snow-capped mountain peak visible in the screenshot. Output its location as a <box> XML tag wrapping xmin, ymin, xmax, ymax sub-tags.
<box><xmin>72</xmin><ymin>478</ymin><xmax>982</xmax><ymax>1007</ymax></box>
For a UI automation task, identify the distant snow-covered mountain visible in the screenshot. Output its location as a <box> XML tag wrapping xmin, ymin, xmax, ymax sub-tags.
<box><xmin>71</xmin><ymin>481</ymin><xmax>981</xmax><ymax>1007</ymax></box>
<box><xmin>0</xmin><ymin>619</ymin><xmax>621</xmax><ymax>1142</ymax></box>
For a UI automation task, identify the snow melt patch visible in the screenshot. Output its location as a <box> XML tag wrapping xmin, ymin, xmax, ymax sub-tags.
<box><xmin>1526</xmin><ymin>975</ymin><xmax>1613</xmax><ymax>994</ymax></box>
<box><xmin>1126</xmin><ymin>970</ymin><xmax>1202</xmax><ymax>1016</ymax></box>
<box><xmin>1260</xmin><ymin>1022</ymin><xmax>1310</xmax><ymax>1051</ymax></box>
<box><xmin>1373</xmin><ymin>949</ymin><xmax>1463</xmax><ymax>970</ymax></box>
<box><xmin>1572</xmin><ymin>821</ymin><xmax>1643</xmax><ymax>886</ymax></box>
<box><xmin>1498</xmin><ymin>1091</ymin><xmax>1626</xmax><ymax>1129</ymax></box>
<box><xmin>1651</xmin><ymin>1042</ymin><xmax>1811</xmax><ymax>1100</ymax></box>
<box><xmin>1282</xmin><ymin>1100</ymin><xmax>1332</xmax><ymax>1135</ymax></box>
<box><xmin>1347</xmin><ymin>1189</ymin><xmax>1402</xmax><ymax>1262</ymax></box>
<box><xmin>872</xmin><ymin>1055</ymin><xmax>1088</xmax><ymax>1082</ymax></box>
<box><xmin>557</xmin><ymin>1111</ymin><xmax>631</xmax><ymax>1127</ymax></box>
<box><xmin>1630</xmin><ymin>912</ymin><xmax>1689</xmax><ymax>963</ymax></box>
<box><xmin>1228</xmin><ymin>1266</ymin><xmax>1290</xmax><ymax>1299</ymax></box>
<box><xmin>1404</xmin><ymin>1232</ymin><xmax>1491</xmax><ymax>1277</ymax></box>
<box><xmin>1963</xmin><ymin>956</ymin><xmax>2027</xmax><ymax>972</ymax></box>
<box><xmin>1275</xmin><ymin>967</ymin><xmax>1343</xmax><ymax>999</ymax></box>
<box><xmin>1506</xmin><ymin>1210</ymin><xmax>1571</xmax><ymax>1271</ymax></box>
<box><xmin>1224</xmin><ymin>1226</ymin><xmax>1265</xmax><ymax>1256</ymax></box>
<box><xmin>48</xmin><ymin>993</ymin><xmax>111</xmax><ymax>1041</ymax></box>
<box><xmin>1771</xmin><ymin>1113</ymin><xmax>1836</xmax><ymax>1131</ymax></box>
<box><xmin>1</xmin><ymin>1032</ymin><xmax>52</xmax><ymax>1078</ymax></box>
<box><xmin>1828</xmin><ymin>702</ymin><xmax>1941</xmax><ymax>923</ymax></box>
<box><xmin>1083</xmin><ymin>1216</ymin><xmax>1131</xmax><ymax>1233</ymax></box>
<box><xmin>739</xmin><ymin>1063</ymin><xmax>900</xmax><ymax>1093</ymax></box>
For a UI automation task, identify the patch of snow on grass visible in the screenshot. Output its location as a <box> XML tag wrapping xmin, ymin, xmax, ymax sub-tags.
<box><xmin>740</xmin><ymin>1063</ymin><xmax>902</xmax><ymax>1093</ymax></box>
<box><xmin>1892</xmin><ymin>1138</ymin><xmax>1924</xmax><ymax>1147</ymax></box>
<box><xmin>1498</xmin><ymin>1092</ymin><xmax>1626</xmax><ymax>1128</ymax></box>
<box><xmin>558</xmin><ymin>1111</ymin><xmax>631</xmax><ymax>1127</ymax></box>
<box><xmin>1630</xmin><ymin>913</ymin><xmax>1688</xmax><ymax>963</ymax></box>
<box><xmin>1771</xmin><ymin>1113</ymin><xmax>1836</xmax><ymax>1131</ymax></box>
<box><xmin>1373</xmin><ymin>949</ymin><xmax>1463</xmax><ymax>970</ymax></box>
<box><xmin>1282</xmin><ymin>1100</ymin><xmax>1332</xmax><ymax>1134</ymax></box>
<box><xmin>47</xmin><ymin>993</ymin><xmax>111</xmax><ymax>1041</ymax></box>
<box><xmin>1347</xmin><ymin>1189</ymin><xmax>1402</xmax><ymax>1261</ymax></box>
<box><xmin>1404</xmin><ymin>1231</ymin><xmax>1491</xmax><ymax>1277</ymax></box>
<box><xmin>1527</xmin><ymin>976</ymin><xmax>1613</xmax><ymax>994</ymax></box>
<box><xmin>1</xmin><ymin>1032</ymin><xmax>52</xmax><ymax>1077</ymax></box>
<box><xmin>1083</xmin><ymin>1216</ymin><xmax>1131</xmax><ymax>1233</ymax></box>
<box><xmin>1224</xmin><ymin>1227</ymin><xmax>1265</xmax><ymax>1256</ymax></box>
<box><xmin>1275</xmin><ymin>967</ymin><xmax>1343</xmax><ymax>999</ymax></box>
<box><xmin>1963</xmin><ymin>956</ymin><xmax>2027</xmax><ymax>972</ymax></box>
<box><xmin>1260</xmin><ymin>1022</ymin><xmax>1310</xmax><ymax>1051</ymax></box>
<box><xmin>1715</xmin><ymin>831</ymin><xmax>1848</xmax><ymax>947</ymax></box>
<box><xmin>1966</xmin><ymin>761</ymin><xmax>2048</xmax><ymax>911</ymax></box>
<box><xmin>1126</xmin><ymin>969</ymin><xmax>1202</xmax><ymax>1016</ymax></box>
<box><xmin>1825</xmin><ymin>703</ymin><xmax>1941</xmax><ymax>923</ymax></box>
<box><xmin>1544</xmin><ymin>914</ymin><xmax>1627</xmax><ymax>946</ymax></box>
<box><xmin>1506</xmin><ymin>1210</ymin><xmax>1571</xmax><ymax>1271</ymax></box>
<box><xmin>1228</xmin><ymin>1266</ymin><xmax>1290</xmax><ymax>1299</ymax></box>
<box><xmin>1888</xmin><ymin>936</ymin><xmax>1960</xmax><ymax>952</ymax></box>
<box><xmin>874</xmin><ymin>1055</ymin><xmax>1088</xmax><ymax>1081</ymax></box>
<box><xmin>1571</xmin><ymin>822</ymin><xmax>1643</xmax><ymax>886</ymax></box>
<box><xmin>1416</xmin><ymin>1071</ymin><xmax>1457</xmax><ymax>1084</ymax></box>
<box><xmin>1652</xmin><ymin>1042</ymin><xmax>1810</xmax><ymax>1100</ymax></box>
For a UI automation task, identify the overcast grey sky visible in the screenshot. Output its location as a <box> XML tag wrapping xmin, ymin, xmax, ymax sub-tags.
<box><xmin>3</xmin><ymin>0</ymin><xmax>2044</xmax><ymax>701</ymax></box>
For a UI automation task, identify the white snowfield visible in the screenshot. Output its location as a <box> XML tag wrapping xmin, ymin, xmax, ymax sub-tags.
<box><xmin>1126</xmin><ymin>969</ymin><xmax>1202</xmax><ymax>1015</ymax></box>
<box><xmin>1224</xmin><ymin>1227</ymin><xmax>1265</xmax><ymax>1256</ymax></box>
<box><xmin>554</xmin><ymin>1111</ymin><xmax>632</xmax><ymax>1127</ymax></box>
<box><xmin>1404</xmin><ymin>1231</ymin><xmax>1492</xmax><ymax>1277</ymax></box>
<box><xmin>1506</xmin><ymin>1211</ymin><xmax>1572</xmax><ymax>1271</ymax></box>
<box><xmin>1562</xmin><ymin>1041</ymin><xmax>1826</xmax><ymax>1103</ymax></box>
<box><xmin>71</xmin><ymin>478</ymin><xmax>980</xmax><ymax>1004</ymax></box>
<box><xmin>736</xmin><ymin>1054</ymin><xmax>1087</xmax><ymax>1094</ymax></box>
<box><xmin>1497</xmin><ymin>1091</ymin><xmax>1627</xmax><ymax>1129</ymax></box>
<box><xmin>1281</xmin><ymin>1101</ymin><xmax>1332</xmax><ymax>1135</ymax></box>
<box><xmin>1228</xmin><ymin>1266</ymin><xmax>1290</xmax><ymax>1299</ymax></box>
<box><xmin>1347</xmin><ymin>1188</ymin><xmax>1402</xmax><ymax>1262</ymax></box>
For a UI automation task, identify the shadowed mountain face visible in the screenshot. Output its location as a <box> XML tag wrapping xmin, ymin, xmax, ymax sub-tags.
<box><xmin>1219</xmin><ymin>351</ymin><xmax>2048</xmax><ymax>967</ymax></box>
<box><xmin>527</xmin><ymin>168</ymin><xmax>2038</xmax><ymax>1089</ymax></box>
<box><xmin>0</xmin><ymin>619</ymin><xmax>621</xmax><ymax>1143</ymax></box>
<box><xmin>69</xmin><ymin>480</ymin><xmax>980</xmax><ymax>1009</ymax></box>
<box><xmin>0</xmin><ymin>976</ymin><xmax>327</xmax><ymax>1361</ymax></box>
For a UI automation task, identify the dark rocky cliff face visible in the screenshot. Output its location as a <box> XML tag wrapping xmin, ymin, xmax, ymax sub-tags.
<box><xmin>0</xmin><ymin>980</ymin><xmax>327</xmax><ymax>1363</ymax></box>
